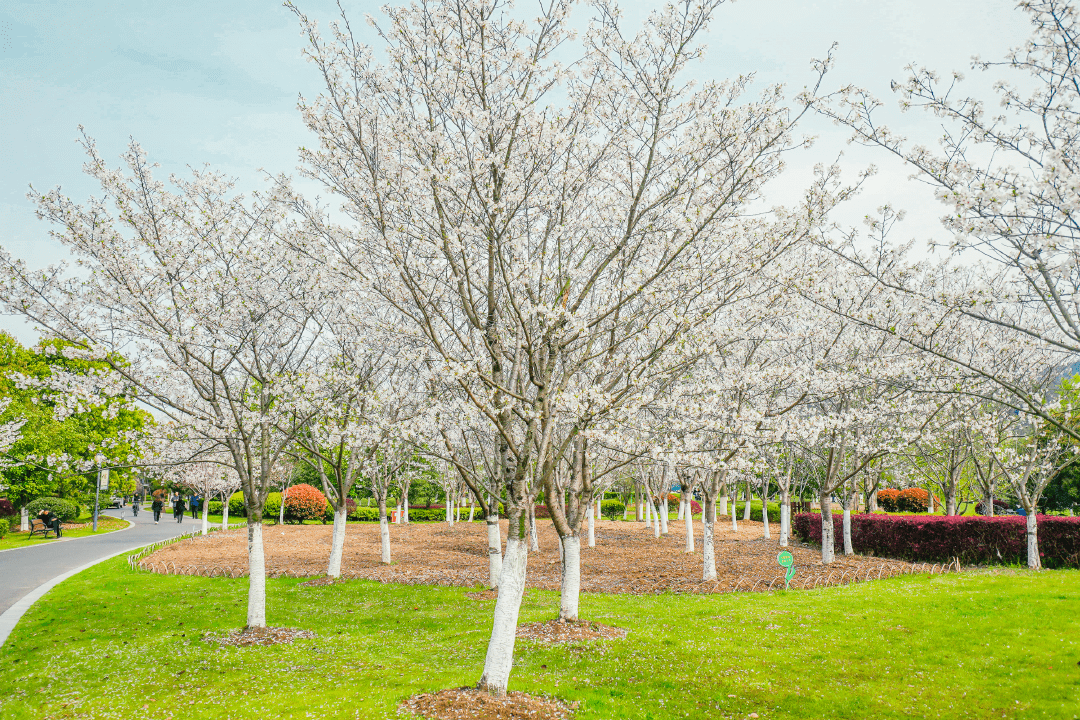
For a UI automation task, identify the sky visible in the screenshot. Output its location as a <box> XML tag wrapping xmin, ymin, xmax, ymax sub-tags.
<box><xmin>0</xmin><ymin>0</ymin><xmax>1032</xmax><ymax>344</ymax></box>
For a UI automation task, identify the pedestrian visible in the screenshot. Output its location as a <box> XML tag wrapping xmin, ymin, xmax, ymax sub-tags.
<box><xmin>131</xmin><ymin>492</ymin><xmax>140</xmax><ymax>517</ymax></box>
<box><xmin>172</xmin><ymin>492</ymin><xmax>186</xmax><ymax>523</ymax></box>
<box><xmin>151</xmin><ymin>495</ymin><xmax>163</xmax><ymax>524</ymax></box>
<box><xmin>190</xmin><ymin>494</ymin><xmax>199</xmax><ymax>519</ymax></box>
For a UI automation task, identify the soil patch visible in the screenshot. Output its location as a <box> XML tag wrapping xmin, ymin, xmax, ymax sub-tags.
<box><xmin>205</xmin><ymin>626</ymin><xmax>316</xmax><ymax>647</ymax></box>
<box><xmin>402</xmin><ymin>687</ymin><xmax>575</xmax><ymax>720</ymax></box>
<box><xmin>516</xmin><ymin>619</ymin><xmax>627</xmax><ymax>644</ymax></box>
<box><xmin>141</xmin><ymin>517</ymin><xmax>955</xmax><ymax>594</ymax></box>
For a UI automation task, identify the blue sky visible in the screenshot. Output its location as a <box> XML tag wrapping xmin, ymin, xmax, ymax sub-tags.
<box><xmin>0</xmin><ymin>0</ymin><xmax>1029</xmax><ymax>343</ymax></box>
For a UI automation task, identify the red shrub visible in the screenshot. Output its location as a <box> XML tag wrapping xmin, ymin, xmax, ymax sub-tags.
<box><xmin>897</xmin><ymin>488</ymin><xmax>929</xmax><ymax>513</ymax></box>
<box><xmin>284</xmin><ymin>484</ymin><xmax>327</xmax><ymax>523</ymax></box>
<box><xmin>689</xmin><ymin>500</ymin><xmax>702</xmax><ymax>515</ymax></box>
<box><xmin>0</xmin><ymin>498</ymin><xmax>14</xmax><ymax>517</ymax></box>
<box><xmin>877</xmin><ymin>489</ymin><xmax>900</xmax><ymax>513</ymax></box>
<box><xmin>792</xmin><ymin>512</ymin><xmax>1080</xmax><ymax>568</ymax></box>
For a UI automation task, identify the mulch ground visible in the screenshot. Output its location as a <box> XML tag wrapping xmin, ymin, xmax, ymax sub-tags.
<box><xmin>140</xmin><ymin>516</ymin><xmax>953</xmax><ymax>594</ymax></box>
<box><xmin>401</xmin><ymin>688</ymin><xmax>575</xmax><ymax>720</ymax></box>
<box><xmin>204</xmin><ymin>626</ymin><xmax>316</xmax><ymax>647</ymax></box>
<box><xmin>516</xmin><ymin>619</ymin><xmax>628</xmax><ymax>644</ymax></box>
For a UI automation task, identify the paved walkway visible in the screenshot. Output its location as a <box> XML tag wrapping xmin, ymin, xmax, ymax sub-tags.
<box><xmin>0</xmin><ymin>505</ymin><xmax>199</xmax><ymax>645</ymax></box>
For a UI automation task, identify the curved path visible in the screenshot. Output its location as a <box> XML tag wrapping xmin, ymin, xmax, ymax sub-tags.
<box><xmin>0</xmin><ymin>507</ymin><xmax>196</xmax><ymax>646</ymax></box>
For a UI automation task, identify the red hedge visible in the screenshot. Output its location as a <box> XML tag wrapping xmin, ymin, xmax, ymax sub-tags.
<box><xmin>284</xmin><ymin>484</ymin><xmax>327</xmax><ymax>522</ymax></box>
<box><xmin>792</xmin><ymin>513</ymin><xmax>1080</xmax><ymax>568</ymax></box>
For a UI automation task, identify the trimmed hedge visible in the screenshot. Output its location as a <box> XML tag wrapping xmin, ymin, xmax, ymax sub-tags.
<box><xmin>601</xmin><ymin>499</ymin><xmax>625</xmax><ymax>520</ymax></box>
<box><xmin>793</xmin><ymin>512</ymin><xmax>1080</xmax><ymax>568</ymax></box>
<box><xmin>228</xmin><ymin>491</ymin><xmax>245</xmax><ymax>517</ymax></box>
<box><xmin>284</xmin><ymin>484</ymin><xmax>326</xmax><ymax>522</ymax></box>
<box><xmin>898</xmin><ymin>488</ymin><xmax>929</xmax><ymax>513</ymax></box>
<box><xmin>25</xmin><ymin>497</ymin><xmax>80</xmax><ymax>523</ymax></box>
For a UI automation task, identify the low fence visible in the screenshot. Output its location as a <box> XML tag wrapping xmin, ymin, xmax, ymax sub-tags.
<box><xmin>127</xmin><ymin>522</ymin><xmax>246</xmax><ymax>573</ymax></box>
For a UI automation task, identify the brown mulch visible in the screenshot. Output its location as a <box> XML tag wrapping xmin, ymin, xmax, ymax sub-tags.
<box><xmin>204</xmin><ymin>626</ymin><xmax>316</xmax><ymax>647</ymax></box>
<box><xmin>516</xmin><ymin>619</ymin><xmax>627</xmax><ymax>644</ymax></box>
<box><xmin>401</xmin><ymin>687</ymin><xmax>575</xmax><ymax>720</ymax></box>
<box><xmin>140</xmin><ymin>517</ymin><xmax>947</xmax><ymax>594</ymax></box>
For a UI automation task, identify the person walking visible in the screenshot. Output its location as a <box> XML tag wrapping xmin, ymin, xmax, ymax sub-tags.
<box><xmin>172</xmin><ymin>492</ymin><xmax>186</xmax><ymax>524</ymax></box>
<box><xmin>151</xmin><ymin>495</ymin><xmax>163</xmax><ymax>524</ymax></box>
<box><xmin>131</xmin><ymin>492</ymin><xmax>140</xmax><ymax>517</ymax></box>
<box><xmin>189</xmin><ymin>494</ymin><xmax>199</xmax><ymax>520</ymax></box>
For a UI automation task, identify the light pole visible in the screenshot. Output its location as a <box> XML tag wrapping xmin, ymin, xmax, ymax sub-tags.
<box><xmin>93</xmin><ymin>468</ymin><xmax>109</xmax><ymax>532</ymax></box>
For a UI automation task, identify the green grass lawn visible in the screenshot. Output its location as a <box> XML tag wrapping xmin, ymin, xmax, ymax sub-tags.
<box><xmin>0</xmin><ymin>514</ymin><xmax>129</xmax><ymax>552</ymax></box>
<box><xmin>1</xmin><ymin>560</ymin><xmax>1076</xmax><ymax>720</ymax></box>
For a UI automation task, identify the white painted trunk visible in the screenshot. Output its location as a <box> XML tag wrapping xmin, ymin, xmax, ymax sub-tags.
<box><xmin>404</xmin><ymin>499</ymin><xmax>410</xmax><ymax>524</ymax></box>
<box><xmin>820</xmin><ymin>494</ymin><xmax>835</xmax><ymax>564</ymax></box>
<box><xmin>587</xmin><ymin>505</ymin><xmax>595</xmax><ymax>547</ymax></box>
<box><xmin>20</xmin><ymin>506</ymin><xmax>28</xmax><ymax>532</ymax></box>
<box><xmin>394</xmin><ymin>501</ymin><xmax>401</xmax><ymax>524</ymax></box>
<box><xmin>559</xmin><ymin>535</ymin><xmax>581</xmax><ymax>621</ymax></box>
<box><xmin>702</xmin><ymin>507</ymin><xmax>716</xmax><ymax>580</ymax></box>
<box><xmin>529</xmin><ymin>504</ymin><xmax>539</xmax><ymax>552</ymax></box>
<box><xmin>1026</xmin><ymin>511</ymin><xmax>1040</xmax><ymax>570</ymax></box>
<box><xmin>730</xmin><ymin>498</ymin><xmax>738</xmax><ymax>533</ymax></box>
<box><xmin>379</xmin><ymin>515</ymin><xmax>392</xmax><ymax>565</ymax></box>
<box><xmin>486</xmin><ymin>515</ymin><xmax>503</xmax><ymax>588</ymax></box>
<box><xmin>719</xmin><ymin>495</ymin><xmax>728</xmax><ymax>517</ymax></box>
<box><xmin>779</xmin><ymin>499</ymin><xmax>790</xmax><ymax>547</ymax></box>
<box><xmin>660</xmin><ymin>498</ymin><xmax>669</xmax><ymax>535</ymax></box>
<box><xmin>761</xmin><ymin>493</ymin><xmax>771</xmax><ymax>540</ymax></box>
<box><xmin>652</xmin><ymin>499</ymin><xmax>662</xmax><ymax>538</ymax></box>
<box><xmin>478</xmin><ymin>537</ymin><xmax>528</xmax><ymax>696</ymax></box>
<box><xmin>446</xmin><ymin>493</ymin><xmax>453</xmax><ymax>525</ymax></box>
<box><xmin>246</xmin><ymin>521</ymin><xmax>267</xmax><ymax>628</ymax></box>
<box><xmin>742</xmin><ymin>495</ymin><xmax>751</xmax><ymax>521</ymax></box>
<box><xmin>327</xmin><ymin>506</ymin><xmax>347</xmax><ymax>577</ymax></box>
<box><xmin>622</xmin><ymin>502</ymin><xmax>628</xmax><ymax>520</ymax></box>
<box><xmin>222</xmin><ymin>498</ymin><xmax>230</xmax><ymax>531</ymax></box>
<box><xmin>684</xmin><ymin>498</ymin><xmax>695</xmax><ymax>553</ymax></box>
<box><xmin>644</xmin><ymin>497</ymin><xmax>652</xmax><ymax>528</ymax></box>
<box><xmin>677</xmin><ymin>498</ymin><xmax>685</xmax><ymax>520</ymax></box>
<box><xmin>469</xmin><ymin>500</ymin><xmax>475</xmax><ymax>522</ymax></box>
<box><xmin>842</xmin><ymin>504</ymin><xmax>853</xmax><ymax>555</ymax></box>
<box><xmin>201</xmin><ymin>500</ymin><xmax>209</xmax><ymax>536</ymax></box>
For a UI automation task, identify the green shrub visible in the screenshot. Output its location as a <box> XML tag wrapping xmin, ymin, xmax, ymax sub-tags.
<box><xmin>0</xmin><ymin>520</ymin><xmax>6</xmax><ymax>539</ymax></box>
<box><xmin>25</xmin><ymin>497</ymin><xmax>80</xmax><ymax>523</ymax></box>
<box><xmin>348</xmin><ymin>506</ymin><xmax>380</xmax><ymax>521</ymax></box>
<box><xmin>208</xmin><ymin>500</ymin><xmax>223</xmax><ymax>515</ymax></box>
<box><xmin>264</xmin><ymin>492</ymin><xmax>283</xmax><ymax>521</ymax></box>
<box><xmin>749</xmin><ymin>501</ymin><xmax>782</xmax><ymax>523</ymax></box>
<box><xmin>228</xmin><ymin>492</ymin><xmax>246</xmax><ymax>517</ymax></box>
<box><xmin>601</xmin><ymin>499</ymin><xmax>625</xmax><ymax>521</ymax></box>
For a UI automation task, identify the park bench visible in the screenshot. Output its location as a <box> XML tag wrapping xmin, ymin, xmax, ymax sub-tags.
<box><xmin>27</xmin><ymin>518</ymin><xmax>61</xmax><ymax>540</ymax></box>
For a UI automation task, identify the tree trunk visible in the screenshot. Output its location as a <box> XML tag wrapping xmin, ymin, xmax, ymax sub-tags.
<box><xmin>469</xmin><ymin>499</ymin><xmax>476</xmax><ymax>522</ymax></box>
<box><xmin>478</xmin><ymin>537</ymin><xmax>528</xmax><ymax>696</ymax></box>
<box><xmin>644</xmin><ymin>495</ymin><xmax>652</xmax><ymax>529</ymax></box>
<box><xmin>201</xmin><ymin>499</ymin><xmax>209</xmax><ymax>536</ymax></box>
<box><xmin>677</xmin><ymin>496</ymin><xmax>685</xmax><ymax>520</ymax></box>
<box><xmin>927</xmin><ymin>487</ymin><xmax>936</xmax><ymax>513</ymax></box>
<box><xmin>779</xmin><ymin>490</ymin><xmax>790</xmax><ymax>547</ymax></box>
<box><xmin>868</xmin><ymin>488</ymin><xmax>878</xmax><ymax>513</ymax></box>
<box><xmin>246</xmin><ymin>520</ymin><xmax>267</xmax><ymax>627</ymax></box>
<box><xmin>761</xmin><ymin>488</ymin><xmax>771</xmax><ymax>539</ymax></box>
<box><xmin>486</xmin><ymin>514</ymin><xmax>503</xmax><ymax>588</ymax></box>
<box><xmin>684</xmin><ymin>495</ymin><xmax>695</xmax><ymax>553</ymax></box>
<box><xmin>446</xmin><ymin>491</ymin><xmax>453</xmax><ymax>525</ymax></box>
<box><xmin>653</xmin><ymin>497</ymin><xmax>663</xmax><ymax>538</ymax></box>
<box><xmin>327</xmin><ymin>505</ymin><xmax>347</xmax><ymax>577</ymax></box>
<box><xmin>221</xmin><ymin>496</ymin><xmax>230</xmax><ymax>531</ymax></box>
<box><xmin>378</xmin><ymin>497</ymin><xmax>391</xmax><ymax>564</ymax></box>
<box><xmin>719</xmin><ymin>493</ymin><xmax>728</xmax><ymax>517</ymax></box>
<box><xmin>702</xmin><ymin>496</ymin><xmax>716</xmax><ymax>579</ymax></box>
<box><xmin>1026</xmin><ymin>511</ymin><xmax>1040</xmax><ymax>570</ymax></box>
<box><xmin>984</xmin><ymin>489</ymin><xmax>995</xmax><ymax>517</ymax></box>
<box><xmin>842</xmin><ymin>491</ymin><xmax>854</xmax><ymax>556</ymax></box>
<box><xmin>946</xmin><ymin>487</ymin><xmax>957</xmax><ymax>517</ymax></box>
<box><xmin>659</xmin><ymin>497</ymin><xmax>669</xmax><ymax>535</ymax></box>
<box><xmin>586</xmin><ymin>504</ymin><xmax>595</xmax><ymax>548</ymax></box>
<box><xmin>20</xmin><ymin>505</ymin><xmax>28</xmax><ymax>532</ymax></box>
<box><xmin>742</xmin><ymin>484</ymin><xmax>752</xmax><ymax>521</ymax></box>
<box><xmin>820</xmin><ymin>491</ymin><xmax>835</xmax><ymax>564</ymax></box>
<box><xmin>730</xmin><ymin>494</ymin><xmax>738</xmax><ymax>532</ymax></box>
<box><xmin>528</xmin><ymin>502</ymin><xmax>539</xmax><ymax>552</ymax></box>
<box><xmin>636</xmin><ymin>489</ymin><xmax>643</xmax><ymax>521</ymax></box>
<box><xmin>559</xmin><ymin>534</ymin><xmax>581</xmax><ymax>620</ymax></box>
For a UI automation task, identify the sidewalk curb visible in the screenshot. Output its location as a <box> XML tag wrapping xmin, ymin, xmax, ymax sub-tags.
<box><xmin>0</xmin><ymin>515</ymin><xmax>131</xmax><ymax>555</ymax></box>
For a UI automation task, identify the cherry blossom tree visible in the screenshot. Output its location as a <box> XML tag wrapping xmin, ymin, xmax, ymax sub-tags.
<box><xmin>0</xmin><ymin>136</ymin><xmax>327</xmax><ymax>628</ymax></box>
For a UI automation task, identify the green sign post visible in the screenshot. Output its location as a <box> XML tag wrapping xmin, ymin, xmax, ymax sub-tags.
<box><xmin>777</xmin><ymin>550</ymin><xmax>795</xmax><ymax>590</ymax></box>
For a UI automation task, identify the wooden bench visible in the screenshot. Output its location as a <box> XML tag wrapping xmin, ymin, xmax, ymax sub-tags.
<box><xmin>27</xmin><ymin>518</ymin><xmax>61</xmax><ymax>539</ymax></box>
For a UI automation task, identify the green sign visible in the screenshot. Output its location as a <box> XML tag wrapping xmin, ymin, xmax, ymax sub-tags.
<box><xmin>777</xmin><ymin>550</ymin><xmax>795</xmax><ymax>590</ymax></box>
